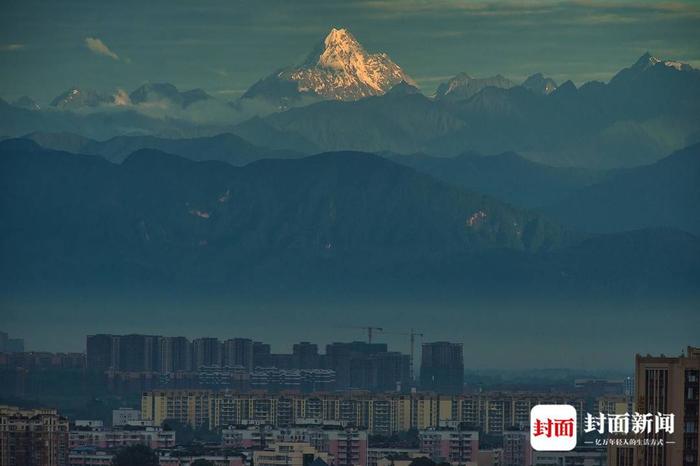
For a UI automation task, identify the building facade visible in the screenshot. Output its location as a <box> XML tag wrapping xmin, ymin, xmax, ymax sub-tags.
<box><xmin>418</xmin><ymin>428</ymin><xmax>479</xmax><ymax>464</ymax></box>
<box><xmin>142</xmin><ymin>389</ymin><xmax>587</xmax><ymax>436</ymax></box>
<box><xmin>634</xmin><ymin>346</ymin><xmax>700</xmax><ymax>466</ymax></box>
<box><xmin>420</xmin><ymin>342</ymin><xmax>464</xmax><ymax>394</ymax></box>
<box><xmin>0</xmin><ymin>406</ymin><xmax>70</xmax><ymax>466</ymax></box>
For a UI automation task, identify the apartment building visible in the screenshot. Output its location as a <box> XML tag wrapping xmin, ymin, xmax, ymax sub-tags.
<box><xmin>634</xmin><ymin>346</ymin><xmax>700</xmax><ymax>466</ymax></box>
<box><xmin>0</xmin><ymin>406</ymin><xmax>70</xmax><ymax>466</ymax></box>
<box><xmin>141</xmin><ymin>390</ymin><xmax>586</xmax><ymax>436</ymax></box>
<box><xmin>253</xmin><ymin>442</ymin><xmax>332</xmax><ymax>466</ymax></box>
<box><xmin>502</xmin><ymin>429</ymin><xmax>532</xmax><ymax>466</ymax></box>
<box><xmin>418</xmin><ymin>428</ymin><xmax>479</xmax><ymax>465</ymax></box>
<box><xmin>69</xmin><ymin>426</ymin><xmax>175</xmax><ymax>450</ymax></box>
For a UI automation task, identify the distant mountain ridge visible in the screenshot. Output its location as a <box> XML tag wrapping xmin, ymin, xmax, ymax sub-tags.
<box><xmin>50</xmin><ymin>88</ymin><xmax>114</xmax><ymax>109</ymax></box>
<box><xmin>1</xmin><ymin>50</ymin><xmax>698</xmax><ymax>169</ymax></box>
<box><xmin>129</xmin><ymin>83</ymin><xmax>212</xmax><ymax>109</ymax></box>
<box><xmin>247</xmin><ymin>52</ymin><xmax>699</xmax><ymax>168</ymax></box>
<box><xmin>435</xmin><ymin>73</ymin><xmax>515</xmax><ymax>101</ymax></box>
<box><xmin>22</xmin><ymin>131</ymin><xmax>304</xmax><ymax>165</ymax></box>
<box><xmin>2</xmin><ymin>139</ymin><xmax>698</xmax><ymax>296</ymax></box>
<box><xmin>389</xmin><ymin>151</ymin><xmax>607</xmax><ymax>208</ymax></box>
<box><xmin>544</xmin><ymin>143</ymin><xmax>700</xmax><ymax>234</ymax></box>
<box><xmin>522</xmin><ymin>73</ymin><xmax>558</xmax><ymax>95</ymax></box>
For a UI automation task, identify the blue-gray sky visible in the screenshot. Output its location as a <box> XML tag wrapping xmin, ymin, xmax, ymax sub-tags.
<box><xmin>1</xmin><ymin>0</ymin><xmax>699</xmax><ymax>102</ymax></box>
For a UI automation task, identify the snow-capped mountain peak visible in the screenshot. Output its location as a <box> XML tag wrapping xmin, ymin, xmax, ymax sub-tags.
<box><xmin>49</xmin><ymin>87</ymin><xmax>114</xmax><ymax>110</ymax></box>
<box><xmin>633</xmin><ymin>52</ymin><xmax>693</xmax><ymax>72</ymax></box>
<box><xmin>316</xmin><ymin>28</ymin><xmax>363</xmax><ymax>68</ymax></box>
<box><xmin>243</xmin><ymin>27</ymin><xmax>416</xmax><ymax>106</ymax></box>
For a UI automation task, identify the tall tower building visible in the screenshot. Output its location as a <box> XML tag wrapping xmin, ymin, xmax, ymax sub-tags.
<box><xmin>502</xmin><ymin>429</ymin><xmax>532</xmax><ymax>466</ymax></box>
<box><xmin>223</xmin><ymin>338</ymin><xmax>254</xmax><ymax>371</ymax></box>
<box><xmin>253</xmin><ymin>341</ymin><xmax>272</xmax><ymax>367</ymax></box>
<box><xmin>0</xmin><ymin>406</ymin><xmax>69</xmax><ymax>466</ymax></box>
<box><xmin>193</xmin><ymin>337</ymin><xmax>223</xmax><ymax>369</ymax></box>
<box><xmin>293</xmin><ymin>341</ymin><xmax>320</xmax><ymax>369</ymax></box>
<box><xmin>159</xmin><ymin>336</ymin><xmax>192</xmax><ymax>372</ymax></box>
<box><xmin>86</xmin><ymin>334</ymin><xmax>115</xmax><ymax>371</ymax></box>
<box><xmin>634</xmin><ymin>346</ymin><xmax>700</xmax><ymax>466</ymax></box>
<box><xmin>118</xmin><ymin>334</ymin><xmax>160</xmax><ymax>372</ymax></box>
<box><xmin>420</xmin><ymin>342</ymin><xmax>464</xmax><ymax>394</ymax></box>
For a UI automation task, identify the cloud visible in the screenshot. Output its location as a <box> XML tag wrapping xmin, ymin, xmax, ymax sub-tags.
<box><xmin>84</xmin><ymin>37</ymin><xmax>119</xmax><ymax>60</ymax></box>
<box><xmin>0</xmin><ymin>44</ymin><xmax>25</xmax><ymax>51</ymax></box>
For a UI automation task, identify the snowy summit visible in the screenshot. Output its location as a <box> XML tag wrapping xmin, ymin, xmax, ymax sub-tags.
<box><xmin>243</xmin><ymin>28</ymin><xmax>416</xmax><ymax>105</ymax></box>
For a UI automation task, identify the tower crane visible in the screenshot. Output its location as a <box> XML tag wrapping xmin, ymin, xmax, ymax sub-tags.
<box><xmin>338</xmin><ymin>326</ymin><xmax>384</xmax><ymax>344</ymax></box>
<box><xmin>380</xmin><ymin>328</ymin><xmax>424</xmax><ymax>380</ymax></box>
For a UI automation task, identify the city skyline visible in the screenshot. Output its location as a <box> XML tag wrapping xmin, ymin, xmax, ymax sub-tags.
<box><xmin>7</xmin><ymin>329</ymin><xmax>694</xmax><ymax>376</ymax></box>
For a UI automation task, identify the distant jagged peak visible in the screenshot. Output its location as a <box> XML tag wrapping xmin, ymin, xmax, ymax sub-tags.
<box><xmin>129</xmin><ymin>82</ymin><xmax>211</xmax><ymax>108</ymax></box>
<box><xmin>12</xmin><ymin>95</ymin><xmax>41</xmax><ymax>111</ymax></box>
<box><xmin>435</xmin><ymin>72</ymin><xmax>515</xmax><ymax>101</ymax></box>
<box><xmin>632</xmin><ymin>51</ymin><xmax>693</xmax><ymax>72</ymax></box>
<box><xmin>386</xmin><ymin>80</ymin><xmax>422</xmax><ymax>96</ymax></box>
<box><xmin>308</xmin><ymin>28</ymin><xmax>365</xmax><ymax>69</ymax></box>
<box><xmin>243</xmin><ymin>27</ymin><xmax>415</xmax><ymax>104</ymax></box>
<box><xmin>49</xmin><ymin>87</ymin><xmax>114</xmax><ymax>109</ymax></box>
<box><xmin>522</xmin><ymin>73</ymin><xmax>558</xmax><ymax>95</ymax></box>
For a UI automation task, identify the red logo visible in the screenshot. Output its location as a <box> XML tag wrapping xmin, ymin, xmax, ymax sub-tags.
<box><xmin>530</xmin><ymin>405</ymin><xmax>577</xmax><ymax>451</ymax></box>
<box><xmin>533</xmin><ymin>417</ymin><xmax>575</xmax><ymax>438</ymax></box>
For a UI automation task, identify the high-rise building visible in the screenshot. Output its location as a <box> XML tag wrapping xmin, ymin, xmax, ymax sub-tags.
<box><xmin>193</xmin><ymin>337</ymin><xmax>223</xmax><ymax>369</ymax></box>
<box><xmin>634</xmin><ymin>346</ymin><xmax>700</xmax><ymax>466</ymax></box>
<box><xmin>0</xmin><ymin>331</ymin><xmax>24</xmax><ymax>353</ymax></box>
<box><xmin>118</xmin><ymin>334</ymin><xmax>160</xmax><ymax>372</ymax></box>
<box><xmin>86</xmin><ymin>334</ymin><xmax>117</xmax><ymax>371</ymax></box>
<box><xmin>373</xmin><ymin>352</ymin><xmax>411</xmax><ymax>392</ymax></box>
<box><xmin>326</xmin><ymin>428</ymin><xmax>368</xmax><ymax>466</ymax></box>
<box><xmin>294</xmin><ymin>342</ymin><xmax>320</xmax><ymax>369</ymax></box>
<box><xmin>502</xmin><ymin>429</ymin><xmax>532</xmax><ymax>466</ymax></box>
<box><xmin>223</xmin><ymin>338</ymin><xmax>254</xmax><ymax>371</ymax></box>
<box><xmin>87</xmin><ymin>334</ymin><xmax>160</xmax><ymax>372</ymax></box>
<box><xmin>418</xmin><ymin>428</ymin><xmax>478</xmax><ymax>464</ymax></box>
<box><xmin>420</xmin><ymin>342</ymin><xmax>464</xmax><ymax>394</ymax></box>
<box><xmin>159</xmin><ymin>336</ymin><xmax>192</xmax><ymax>372</ymax></box>
<box><xmin>0</xmin><ymin>406</ymin><xmax>70</xmax><ymax>466</ymax></box>
<box><xmin>254</xmin><ymin>341</ymin><xmax>272</xmax><ymax>367</ymax></box>
<box><xmin>326</xmin><ymin>342</ymin><xmax>398</xmax><ymax>390</ymax></box>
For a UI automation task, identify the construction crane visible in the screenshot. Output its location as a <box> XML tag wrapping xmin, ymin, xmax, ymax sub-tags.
<box><xmin>381</xmin><ymin>328</ymin><xmax>424</xmax><ymax>380</ymax></box>
<box><xmin>339</xmin><ymin>326</ymin><xmax>384</xmax><ymax>344</ymax></box>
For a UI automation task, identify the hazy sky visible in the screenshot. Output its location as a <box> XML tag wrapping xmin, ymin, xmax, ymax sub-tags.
<box><xmin>2</xmin><ymin>288</ymin><xmax>698</xmax><ymax>370</ymax></box>
<box><xmin>1</xmin><ymin>0</ymin><xmax>699</xmax><ymax>102</ymax></box>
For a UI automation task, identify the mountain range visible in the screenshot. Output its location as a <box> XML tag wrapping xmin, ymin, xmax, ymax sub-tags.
<box><xmin>545</xmin><ymin>143</ymin><xmax>700</xmax><ymax>234</ymax></box>
<box><xmin>1</xmin><ymin>139</ymin><xmax>698</xmax><ymax>296</ymax></box>
<box><xmin>22</xmin><ymin>131</ymin><xmax>302</xmax><ymax>165</ymax></box>
<box><xmin>0</xmin><ymin>139</ymin><xmax>563</xmax><ymax>288</ymax></box>
<box><xmin>435</xmin><ymin>73</ymin><xmax>515</xmax><ymax>102</ymax></box>
<box><xmin>1</xmin><ymin>26</ymin><xmax>699</xmax><ymax>298</ymax></box>
<box><xmin>48</xmin><ymin>82</ymin><xmax>213</xmax><ymax>111</ymax></box>
<box><xmin>1</xmin><ymin>28</ymin><xmax>698</xmax><ymax>170</ymax></box>
<box><xmin>17</xmin><ymin>129</ymin><xmax>699</xmax><ymax>236</ymax></box>
<box><xmin>245</xmin><ymin>50</ymin><xmax>700</xmax><ymax>168</ymax></box>
<box><xmin>388</xmin><ymin>151</ymin><xmax>606</xmax><ymax>208</ymax></box>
